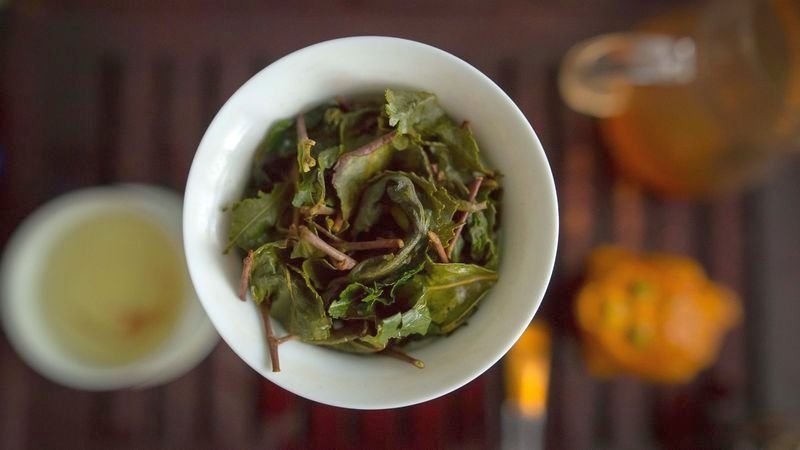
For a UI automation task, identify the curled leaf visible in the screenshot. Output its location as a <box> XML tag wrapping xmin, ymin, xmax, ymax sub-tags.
<box><xmin>349</xmin><ymin>175</ymin><xmax>430</xmax><ymax>284</ymax></box>
<box><xmin>332</xmin><ymin>131</ymin><xmax>397</xmax><ymax>220</ymax></box>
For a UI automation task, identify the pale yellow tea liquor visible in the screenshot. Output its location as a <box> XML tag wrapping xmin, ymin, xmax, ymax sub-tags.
<box><xmin>39</xmin><ymin>210</ymin><xmax>186</xmax><ymax>366</ymax></box>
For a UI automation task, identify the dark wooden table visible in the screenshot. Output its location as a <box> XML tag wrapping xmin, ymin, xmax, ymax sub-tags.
<box><xmin>2</xmin><ymin>1</ymin><xmax>799</xmax><ymax>449</ymax></box>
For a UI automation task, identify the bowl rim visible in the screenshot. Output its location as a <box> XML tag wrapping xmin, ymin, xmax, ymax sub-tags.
<box><xmin>0</xmin><ymin>184</ymin><xmax>219</xmax><ymax>390</ymax></box>
<box><xmin>185</xmin><ymin>35</ymin><xmax>559</xmax><ymax>409</ymax></box>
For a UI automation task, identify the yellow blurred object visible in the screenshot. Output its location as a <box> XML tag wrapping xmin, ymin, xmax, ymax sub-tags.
<box><xmin>504</xmin><ymin>322</ymin><xmax>551</xmax><ymax>417</ymax></box>
<box><xmin>575</xmin><ymin>246</ymin><xmax>741</xmax><ymax>383</ymax></box>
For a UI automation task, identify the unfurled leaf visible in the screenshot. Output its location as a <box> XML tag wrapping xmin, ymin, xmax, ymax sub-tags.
<box><xmin>467</xmin><ymin>185</ymin><xmax>501</xmax><ymax>269</ymax></box>
<box><xmin>247</xmin><ymin>241</ymin><xmax>288</xmax><ymax>305</ymax></box>
<box><xmin>359</xmin><ymin>298</ymin><xmax>432</xmax><ymax>350</ymax></box>
<box><xmin>226</xmin><ymin>183</ymin><xmax>291</xmax><ymax>252</ymax></box>
<box><xmin>385</xmin><ymin>89</ymin><xmax>445</xmax><ymax>138</ymax></box>
<box><xmin>293</xmin><ymin>144</ymin><xmax>341</xmax><ymax>212</ymax></box>
<box><xmin>433</xmin><ymin>121</ymin><xmax>492</xmax><ymax>176</ymax></box>
<box><xmin>338</xmin><ymin>105</ymin><xmax>381</xmax><ymax>150</ymax></box>
<box><xmin>466</xmin><ymin>210</ymin><xmax>496</xmax><ymax>267</ymax></box>
<box><xmin>395</xmin><ymin>261</ymin><xmax>498</xmax><ymax>334</ymax></box>
<box><xmin>317</xmin><ymin>320</ymin><xmax>370</xmax><ymax>346</ymax></box>
<box><xmin>292</xmin><ymin>166</ymin><xmax>323</xmax><ymax>207</ymax></box>
<box><xmin>317</xmin><ymin>145</ymin><xmax>342</xmax><ymax>170</ymax></box>
<box><xmin>262</xmin><ymin>265</ymin><xmax>332</xmax><ymax>342</ymax></box>
<box><xmin>402</xmin><ymin>172</ymin><xmax>460</xmax><ymax>245</ymax></box>
<box><xmin>249</xmin><ymin>242</ymin><xmax>332</xmax><ymax>342</ymax></box>
<box><xmin>390</xmin><ymin>143</ymin><xmax>434</xmax><ymax>181</ymax></box>
<box><xmin>389</xmin><ymin>258</ymin><xmax>427</xmax><ymax>301</ymax></box>
<box><xmin>251</xmin><ymin>119</ymin><xmax>296</xmax><ymax>190</ymax></box>
<box><xmin>301</xmin><ymin>258</ymin><xmax>339</xmax><ymax>291</ymax></box>
<box><xmin>328</xmin><ymin>283</ymin><xmax>386</xmax><ymax>319</ymax></box>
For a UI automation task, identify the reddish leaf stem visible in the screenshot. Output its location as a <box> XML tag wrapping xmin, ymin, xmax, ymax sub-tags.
<box><xmin>427</xmin><ymin>230</ymin><xmax>450</xmax><ymax>263</ymax></box>
<box><xmin>259</xmin><ymin>301</ymin><xmax>281</xmax><ymax>372</ymax></box>
<box><xmin>311</xmin><ymin>222</ymin><xmax>344</xmax><ymax>242</ymax></box>
<box><xmin>333</xmin><ymin>238</ymin><xmax>405</xmax><ymax>252</ymax></box>
<box><xmin>298</xmin><ymin>225</ymin><xmax>356</xmax><ymax>270</ymax></box>
<box><xmin>382</xmin><ymin>346</ymin><xmax>425</xmax><ymax>369</ymax></box>
<box><xmin>238</xmin><ymin>250</ymin><xmax>255</xmax><ymax>300</ymax></box>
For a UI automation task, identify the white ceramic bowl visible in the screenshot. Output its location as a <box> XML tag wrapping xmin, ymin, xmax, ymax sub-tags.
<box><xmin>0</xmin><ymin>185</ymin><xmax>219</xmax><ymax>390</ymax></box>
<box><xmin>184</xmin><ymin>36</ymin><xmax>558</xmax><ymax>409</ymax></box>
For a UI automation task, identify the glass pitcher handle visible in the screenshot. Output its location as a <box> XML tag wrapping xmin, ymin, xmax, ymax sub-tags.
<box><xmin>559</xmin><ymin>32</ymin><xmax>697</xmax><ymax>118</ymax></box>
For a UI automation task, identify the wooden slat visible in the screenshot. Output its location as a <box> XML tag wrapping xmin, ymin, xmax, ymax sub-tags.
<box><xmin>360</xmin><ymin>409</ymin><xmax>399</xmax><ymax>449</ymax></box>
<box><xmin>651</xmin><ymin>200</ymin><xmax>702</xmax><ymax>448</ymax></box>
<box><xmin>160</xmin><ymin>51</ymin><xmax>209</xmax><ymax>447</ymax></box>
<box><xmin>409</xmin><ymin>396</ymin><xmax>448</xmax><ymax>449</ymax></box>
<box><xmin>108</xmin><ymin>53</ymin><xmax>163</xmax><ymax>442</ymax></box>
<box><xmin>483</xmin><ymin>363</ymin><xmax>505</xmax><ymax>449</ymax></box>
<box><xmin>608</xmin><ymin>180</ymin><xmax>652</xmax><ymax>448</ymax></box>
<box><xmin>1</xmin><ymin>14</ymin><xmax>55</xmax><ymax>450</ymax></box>
<box><xmin>707</xmin><ymin>195</ymin><xmax>747</xmax><ymax>424</ymax></box>
<box><xmin>22</xmin><ymin>34</ymin><xmax>102</xmax><ymax>449</ymax></box>
<box><xmin>209</xmin><ymin>345</ymin><xmax>256</xmax><ymax>448</ymax></box>
<box><xmin>308</xmin><ymin>404</ymin><xmax>356</xmax><ymax>449</ymax></box>
<box><xmin>544</xmin><ymin>107</ymin><xmax>598</xmax><ymax>450</ymax></box>
<box><xmin>115</xmin><ymin>51</ymin><xmax>156</xmax><ymax>183</ymax></box>
<box><xmin>460</xmin><ymin>376</ymin><xmax>487</xmax><ymax>448</ymax></box>
<box><xmin>754</xmin><ymin>161</ymin><xmax>800</xmax><ymax>418</ymax></box>
<box><xmin>165</xmin><ymin>53</ymin><xmax>204</xmax><ymax>190</ymax></box>
<box><xmin>0</xmin><ymin>339</ymin><xmax>30</xmax><ymax>450</ymax></box>
<box><xmin>202</xmin><ymin>53</ymin><xmax>267</xmax><ymax>450</ymax></box>
<box><xmin>257</xmin><ymin>380</ymin><xmax>309</xmax><ymax>449</ymax></box>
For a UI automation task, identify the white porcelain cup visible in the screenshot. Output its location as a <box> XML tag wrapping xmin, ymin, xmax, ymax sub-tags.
<box><xmin>1</xmin><ymin>185</ymin><xmax>219</xmax><ymax>390</ymax></box>
<box><xmin>184</xmin><ymin>36</ymin><xmax>558</xmax><ymax>409</ymax></box>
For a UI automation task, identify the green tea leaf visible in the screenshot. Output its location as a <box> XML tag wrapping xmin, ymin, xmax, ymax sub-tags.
<box><xmin>317</xmin><ymin>145</ymin><xmax>343</xmax><ymax>170</ymax></box>
<box><xmin>227</xmin><ymin>183</ymin><xmax>291</xmax><ymax>252</ymax></box>
<box><xmin>328</xmin><ymin>283</ymin><xmax>386</xmax><ymax>319</ymax></box>
<box><xmin>358</xmin><ymin>298</ymin><xmax>431</xmax><ymax>350</ymax></box>
<box><xmin>349</xmin><ymin>175</ymin><xmax>430</xmax><ymax>284</ymax></box>
<box><xmin>466</xmin><ymin>209</ymin><xmax>499</xmax><ymax>269</ymax></box>
<box><xmin>290</xmin><ymin>237</ymin><xmax>325</xmax><ymax>260</ymax></box>
<box><xmin>389</xmin><ymin>143</ymin><xmax>434</xmax><ymax>181</ymax></box>
<box><xmin>251</xmin><ymin>119</ymin><xmax>296</xmax><ymax>190</ymax></box>
<box><xmin>248</xmin><ymin>241</ymin><xmax>288</xmax><ymax>305</ymax></box>
<box><xmin>331</xmin><ymin>134</ymin><xmax>395</xmax><ymax>220</ymax></box>
<box><xmin>385</xmin><ymin>89</ymin><xmax>445</xmax><ymax>138</ymax></box>
<box><xmin>433</xmin><ymin>121</ymin><xmax>492</xmax><ymax>176</ymax></box>
<box><xmin>395</xmin><ymin>261</ymin><xmax>498</xmax><ymax>334</ymax></box>
<box><xmin>317</xmin><ymin>320</ymin><xmax>370</xmax><ymax>346</ymax></box>
<box><xmin>249</xmin><ymin>242</ymin><xmax>332</xmax><ymax>342</ymax></box>
<box><xmin>362</xmin><ymin>170</ymin><xmax>459</xmax><ymax>246</ymax></box>
<box><xmin>293</xmin><ymin>144</ymin><xmax>341</xmax><ymax>212</ymax></box>
<box><xmin>338</xmin><ymin>105</ymin><xmax>381</xmax><ymax>150</ymax></box>
<box><xmin>301</xmin><ymin>258</ymin><xmax>339</xmax><ymax>291</ymax></box>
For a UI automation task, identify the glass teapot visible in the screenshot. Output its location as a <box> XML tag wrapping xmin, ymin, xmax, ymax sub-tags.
<box><xmin>560</xmin><ymin>0</ymin><xmax>800</xmax><ymax>197</ymax></box>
